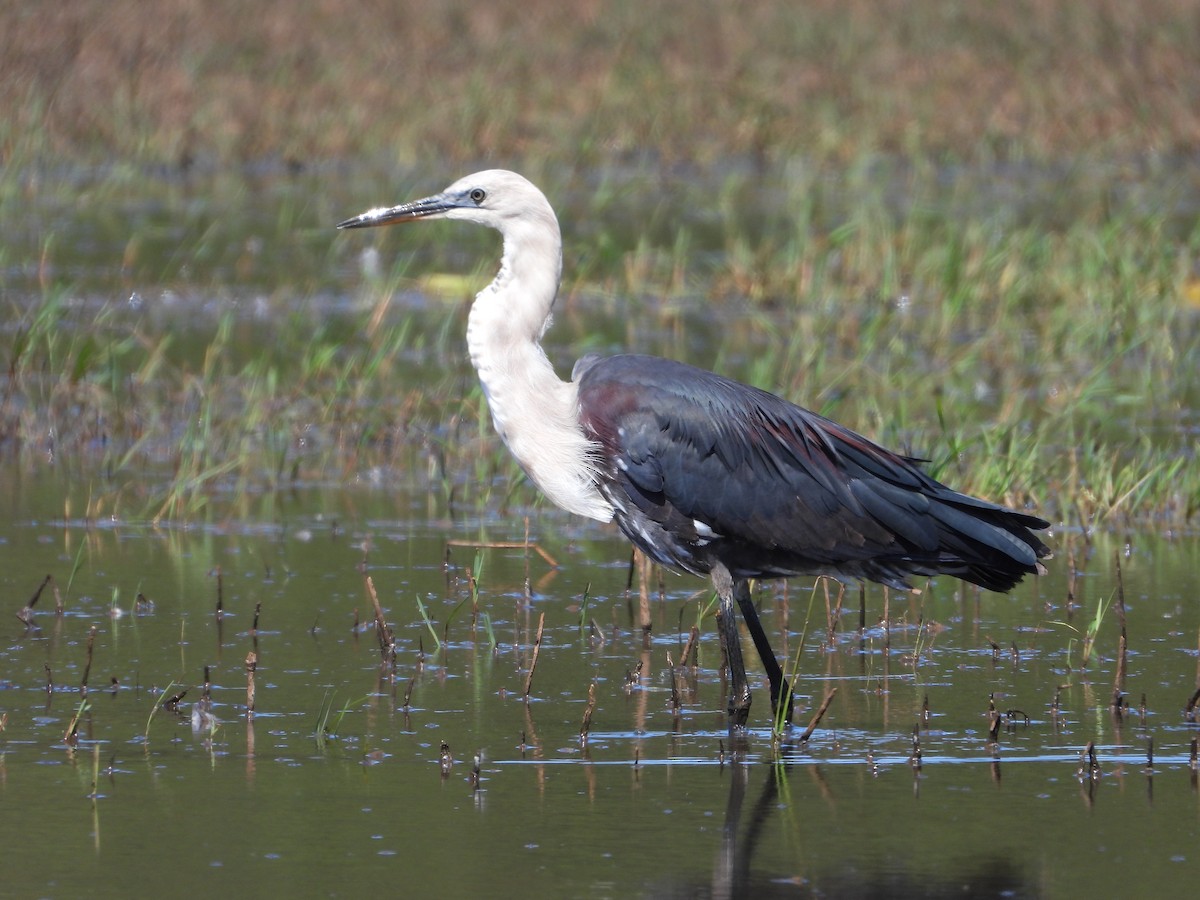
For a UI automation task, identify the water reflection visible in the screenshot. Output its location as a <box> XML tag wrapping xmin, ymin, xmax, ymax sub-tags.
<box><xmin>2</xmin><ymin>493</ymin><xmax>1199</xmax><ymax>895</ymax></box>
<box><xmin>652</xmin><ymin>761</ymin><xmax>1034</xmax><ymax>898</ymax></box>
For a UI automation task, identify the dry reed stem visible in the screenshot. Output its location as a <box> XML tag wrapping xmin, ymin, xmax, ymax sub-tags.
<box><xmin>80</xmin><ymin>625</ymin><xmax>97</xmax><ymax>695</ymax></box>
<box><xmin>579</xmin><ymin>681</ymin><xmax>596</xmax><ymax>744</ymax></box>
<box><xmin>1113</xmin><ymin>552</ymin><xmax>1128</xmax><ymax>693</ymax></box>
<box><xmin>634</xmin><ymin>550</ymin><xmax>652</xmax><ymax>636</ymax></box>
<box><xmin>445</xmin><ymin>539</ymin><xmax>558</xmax><ymax>569</ymax></box>
<box><xmin>16</xmin><ymin>574</ymin><xmax>52</xmax><ymax>625</ymax></box>
<box><xmin>680</xmin><ymin>624</ymin><xmax>700</xmax><ymax>668</ymax></box>
<box><xmin>523</xmin><ymin>612</ymin><xmax>545</xmax><ymax>700</ymax></box>
<box><xmin>245</xmin><ymin>651</ymin><xmax>257</xmax><ymax>717</ymax></box>
<box><xmin>363</xmin><ymin>575</ymin><xmax>394</xmax><ymax>663</ymax></box>
<box><xmin>798</xmin><ymin>688</ymin><xmax>837</xmax><ymax>742</ymax></box>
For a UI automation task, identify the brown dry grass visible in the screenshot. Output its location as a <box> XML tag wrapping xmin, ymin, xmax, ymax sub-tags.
<box><xmin>2</xmin><ymin>0</ymin><xmax>1197</xmax><ymax>166</ymax></box>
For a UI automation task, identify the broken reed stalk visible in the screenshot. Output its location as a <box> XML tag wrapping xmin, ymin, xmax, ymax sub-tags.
<box><xmin>17</xmin><ymin>573</ymin><xmax>53</xmax><ymax>624</ymax></box>
<box><xmin>1005</xmin><ymin>708</ymin><xmax>1030</xmax><ymax>728</ymax></box>
<box><xmin>363</xmin><ymin>575</ymin><xmax>395</xmax><ymax>664</ymax></box>
<box><xmin>987</xmin><ymin>693</ymin><xmax>1001</xmax><ymax>742</ymax></box>
<box><xmin>985</xmin><ymin>636</ymin><xmax>1001</xmax><ymax>660</ymax></box>
<box><xmin>245</xmin><ymin>651</ymin><xmax>257</xmax><ymax>717</ymax></box>
<box><xmin>823</xmin><ymin>578</ymin><xmax>833</xmax><ymax>639</ymax></box>
<box><xmin>798</xmin><ymin>687</ymin><xmax>837</xmax><ymax>742</ymax></box>
<box><xmin>523</xmin><ymin>612</ymin><xmax>545</xmax><ymax>700</ymax></box>
<box><xmin>635</xmin><ymin>549</ymin><xmax>652</xmax><ymax>636</ymax></box>
<box><xmin>252</xmin><ymin>602</ymin><xmax>262</xmax><ymax>636</ymax></box>
<box><xmin>1084</xmin><ymin>740</ymin><xmax>1100</xmax><ymax>778</ymax></box>
<box><xmin>826</xmin><ymin>582</ymin><xmax>846</xmax><ymax>645</ymax></box>
<box><xmin>1185</xmin><ymin>685</ymin><xmax>1200</xmax><ymax>722</ymax></box>
<box><xmin>64</xmin><ymin>697</ymin><xmax>90</xmax><ymax>746</ymax></box>
<box><xmin>624</xmin><ymin>659</ymin><xmax>644</xmax><ymax>690</ymax></box>
<box><xmin>1113</xmin><ymin>552</ymin><xmax>1128</xmax><ymax>694</ymax></box>
<box><xmin>680</xmin><ymin>624</ymin><xmax>700</xmax><ymax>668</ymax></box>
<box><xmin>29</xmin><ymin>573</ymin><xmax>51</xmax><ymax>606</ymax></box>
<box><xmin>80</xmin><ymin>625</ymin><xmax>97</xmax><ymax>696</ymax></box>
<box><xmin>579</xmin><ymin>681</ymin><xmax>596</xmax><ymax>744</ymax></box>
<box><xmin>215</xmin><ymin>567</ymin><xmax>224</xmax><ymax>620</ymax></box>
<box><xmin>666</xmin><ymin>651</ymin><xmax>680</xmax><ymax>713</ymax></box>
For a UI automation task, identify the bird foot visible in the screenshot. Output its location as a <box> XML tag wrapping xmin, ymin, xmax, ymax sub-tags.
<box><xmin>727</xmin><ymin>685</ymin><xmax>752</xmax><ymax>729</ymax></box>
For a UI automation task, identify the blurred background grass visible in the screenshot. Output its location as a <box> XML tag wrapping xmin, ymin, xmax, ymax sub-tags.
<box><xmin>2</xmin><ymin>0</ymin><xmax>1197</xmax><ymax>167</ymax></box>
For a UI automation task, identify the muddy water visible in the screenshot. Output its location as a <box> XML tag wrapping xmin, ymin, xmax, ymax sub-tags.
<box><xmin>1</xmin><ymin>471</ymin><xmax>1198</xmax><ymax>897</ymax></box>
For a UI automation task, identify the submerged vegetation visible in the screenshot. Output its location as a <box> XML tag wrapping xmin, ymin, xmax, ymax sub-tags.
<box><xmin>0</xmin><ymin>1</ymin><xmax>1198</xmax><ymax>527</ymax></box>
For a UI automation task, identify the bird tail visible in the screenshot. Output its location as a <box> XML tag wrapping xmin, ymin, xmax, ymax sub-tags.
<box><xmin>925</xmin><ymin>498</ymin><xmax>1051</xmax><ymax>592</ymax></box>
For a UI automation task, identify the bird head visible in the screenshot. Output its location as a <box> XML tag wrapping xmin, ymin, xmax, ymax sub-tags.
<box><xmin>337</xmin><ymin>169</ymin><xmax>556</xmax><ymax>236</ymax></box>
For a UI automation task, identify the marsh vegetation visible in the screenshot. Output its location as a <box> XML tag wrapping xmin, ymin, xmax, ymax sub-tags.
<box><xmin>2</xmin><ymin>2</ymin><xmax>1199</xmax><ymax>896</ymax></box>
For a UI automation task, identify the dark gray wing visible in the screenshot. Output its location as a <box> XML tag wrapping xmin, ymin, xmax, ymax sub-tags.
<box><xmin>577</xmin><ymin>354</ymin><xmax>1049</xmax><ymax>591</ymax></box>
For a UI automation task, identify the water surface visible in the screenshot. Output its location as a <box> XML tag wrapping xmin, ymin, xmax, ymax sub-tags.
<box><xmin>2</xmin><ymin>473</ymin><xmax>1198</xmax><ymax>897</ymax></box>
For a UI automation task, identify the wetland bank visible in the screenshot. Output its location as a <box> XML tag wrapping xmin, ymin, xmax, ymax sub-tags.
<box><xmin>3</xmin><ymin>1</ymin><xmax>1200</xmax><ymax>897</ymax></box>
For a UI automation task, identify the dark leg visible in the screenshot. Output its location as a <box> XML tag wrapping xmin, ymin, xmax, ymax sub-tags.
<box><xmin>733</xmin><ymin>579</ymin><xmax>792</xmax><ymax>724</ymax></box>
<box><xmin>711</xmin><ymin>563</ymin><xmax>751</xmax><ymax>727</ymax></box>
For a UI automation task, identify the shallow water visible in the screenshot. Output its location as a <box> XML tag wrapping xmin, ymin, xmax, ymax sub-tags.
<box><xmin>1</xmin><ymin>469</ymin><xmax>1198</xmax><ymax>897</ymax></box>
<box><xmin>2</xmin><ymin>161</ymin><xmax>1199</xmax><ymax>897</ymax></box>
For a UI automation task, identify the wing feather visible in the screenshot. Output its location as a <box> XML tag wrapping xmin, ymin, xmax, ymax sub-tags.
<box><xmin>578</xmin><ymin>354</ymin><xmax>1048</xmax><ymax>589</ymax></box>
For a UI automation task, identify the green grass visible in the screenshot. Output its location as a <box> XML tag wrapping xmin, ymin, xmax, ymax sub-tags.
<box><xmin>142</xmin><ymin>681</ymin><xmax>176</xmax><ymax>745</ymax></box>
<box><xmin>2</xmin><ymin>160</ymin><xmax>1197</xmax><ymax>527</ymax></box>
<box><xmin>1</xmin><ymin>3</ymin><xmax>1198</xmax><ymax>528</ymax></box>
<box><xmin>415</xmin><ymin>595</ymin><xmax>443</xmax><ymax>653</ymax></box>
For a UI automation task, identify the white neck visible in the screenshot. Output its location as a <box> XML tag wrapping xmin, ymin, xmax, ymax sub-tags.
<box><xmin>466</xmin><ymin>211</ymin><xmax>614</xmax><ymax>523</ymax></box>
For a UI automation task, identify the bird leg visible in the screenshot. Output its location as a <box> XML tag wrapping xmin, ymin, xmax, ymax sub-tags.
<box><xmin>711</xmin><ymin>563</ymin><xmax>752</xmax><ymax>728</ymax></box>
<box><xmin>732</xmin><ymin>578</ymin><xmax>792</xmax><ymax>724</ymax></box>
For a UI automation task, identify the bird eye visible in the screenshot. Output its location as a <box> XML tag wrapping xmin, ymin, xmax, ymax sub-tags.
<box><xmin>469</xmin><ymin>188</ymin><xmax>486</xmax><ymax>204</ymax></box>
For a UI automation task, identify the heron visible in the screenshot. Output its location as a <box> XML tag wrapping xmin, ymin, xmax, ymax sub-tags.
<box><xmin>338</xmin><ymin>170</ymin><xmax>1051</xmax><ymax>728</ymax></box>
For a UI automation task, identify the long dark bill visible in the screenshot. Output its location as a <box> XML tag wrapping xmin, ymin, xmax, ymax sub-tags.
<box><xmin>336</xmin><ymin>193</ymin><xmax>453</xmax><ymax>230</ymax></box>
